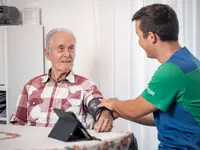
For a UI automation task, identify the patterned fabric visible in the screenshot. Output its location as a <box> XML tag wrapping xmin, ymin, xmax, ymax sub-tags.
<box><xmin>10</xmin><ymin>70</ymin><xmax>103</xmax><ymax>129</ymax></box>
<box><xmin>64</xmin><ymin>132</ymin><xmax>136</xmax><ymax>150</ymax></box>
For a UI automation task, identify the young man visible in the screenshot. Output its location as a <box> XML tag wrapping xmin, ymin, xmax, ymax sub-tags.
<box><xmin>99</xmin><ymin>4</ymin><xmax>200</xmax><ymax>149</ymax></box>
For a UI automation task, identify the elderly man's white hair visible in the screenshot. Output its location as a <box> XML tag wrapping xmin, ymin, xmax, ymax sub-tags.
<box><xmin>46</xmin><ymin>28</ymin><xmax>76</xmax><ymax>49</ymax></box>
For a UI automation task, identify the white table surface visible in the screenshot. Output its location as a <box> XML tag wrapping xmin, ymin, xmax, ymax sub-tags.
<box><xmin>0</xmin><ymin>125</ymin><xmax>135</xmax><ymax>150</ymax></box>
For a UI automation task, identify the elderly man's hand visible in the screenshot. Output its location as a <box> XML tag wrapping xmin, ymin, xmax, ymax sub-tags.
<box><xmin>94</xmin><ymin>110</ymin><xmax>113</xmax><ymax>132</ymax></box>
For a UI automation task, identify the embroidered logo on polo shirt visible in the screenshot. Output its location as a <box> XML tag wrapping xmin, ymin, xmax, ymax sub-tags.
<box><xmin>147</xmin><ymin>87</ymin><xmax>155</xmax><ymax>96</ymax></box>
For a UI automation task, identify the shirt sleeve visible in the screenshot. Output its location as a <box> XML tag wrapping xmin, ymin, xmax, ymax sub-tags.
<box><xmin>10</xmin><ymin>84</ymin><xmax>28</xmax><ymax>125</ymax></box>
<box><xmin>142</xmin><ymin>62</ymin><xmax>185</xmax><ymax>112</ymax></box>
<box><xmin>81</xmin><ymin>80</ymin><xmax>103</xmax><ymax>107</ymax></box>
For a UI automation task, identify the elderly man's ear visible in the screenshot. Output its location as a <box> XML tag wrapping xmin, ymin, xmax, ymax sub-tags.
<box><xmin>44</xmin><ymin>48</ymin><xmax>50</xmax><ymax>60</ymax></box>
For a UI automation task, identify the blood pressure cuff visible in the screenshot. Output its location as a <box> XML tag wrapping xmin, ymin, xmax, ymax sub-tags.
<box><xmin>88</xmin><ymin>98</ymin><xmax>114</xmax><ymax>122</ymax></box>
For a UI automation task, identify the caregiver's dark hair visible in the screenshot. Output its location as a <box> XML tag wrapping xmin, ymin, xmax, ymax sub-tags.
<box><xmin>132</xmin><ymin>4</ymin><xmax>179</xmax><ymax>41</ymax></box>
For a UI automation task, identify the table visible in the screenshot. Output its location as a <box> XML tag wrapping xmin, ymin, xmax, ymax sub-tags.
<box><xmin>0</xmin><ymin>125</ymin><xmax>137</xmax><ymax>150</ymax></box>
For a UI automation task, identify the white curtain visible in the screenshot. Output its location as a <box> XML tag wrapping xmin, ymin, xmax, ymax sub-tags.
<box><xmin>94</xmin><ymin>0</ymin><xmax>200</xmax><ymax>150</ymax></box>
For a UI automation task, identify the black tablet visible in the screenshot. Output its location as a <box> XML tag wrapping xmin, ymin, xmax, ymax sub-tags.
<box><xmin>48</xmin><ymin>108</ymin><xmax>101</xmax><ymax>142</ymax></box>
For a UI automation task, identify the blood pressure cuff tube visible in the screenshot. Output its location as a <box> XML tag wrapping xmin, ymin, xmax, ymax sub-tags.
<box><xmin>88</xmin><ymin>98</ymin><xmax>114</xmax><ymax>122</ymax></box>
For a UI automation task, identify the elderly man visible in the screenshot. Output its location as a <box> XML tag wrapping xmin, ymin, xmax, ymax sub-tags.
<box><xmin>10</xmin><ymin>28</ymin><xmax>113</xmax><ymax>132</ymax></box>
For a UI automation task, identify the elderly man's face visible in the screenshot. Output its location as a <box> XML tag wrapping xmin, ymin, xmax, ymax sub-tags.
<box><xmin>45</xmin><ymin>32</ymin><xmax>75</xmax><ymax>74</ymax></box>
